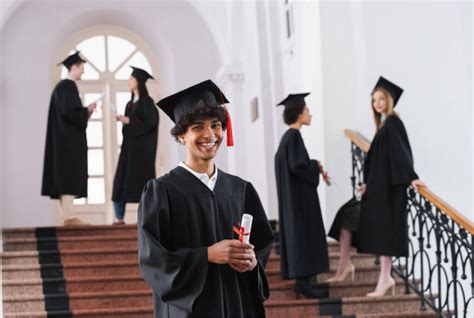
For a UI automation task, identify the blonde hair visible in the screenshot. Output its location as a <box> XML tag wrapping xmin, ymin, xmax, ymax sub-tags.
<box><xmin>371</xmin><ymin>87</ymin><xmax>398</xmax><ymax>130</ymax></box>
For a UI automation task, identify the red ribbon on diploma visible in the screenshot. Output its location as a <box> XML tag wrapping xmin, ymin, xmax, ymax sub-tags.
<box><xmin>233</xmin><ymin>223</ymin><xmax>251</xmax><ymax>242</ymax></box>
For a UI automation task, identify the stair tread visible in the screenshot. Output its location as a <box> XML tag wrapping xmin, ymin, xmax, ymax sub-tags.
<box><xmin>3</xmin><ymin>234</ymin><xmax>137</xmax><ymax>243</ymax></box>
<box><xmin>266</xmin><ymin>293</ymin><xmax>423</xmax><ymax>306</ymax></box>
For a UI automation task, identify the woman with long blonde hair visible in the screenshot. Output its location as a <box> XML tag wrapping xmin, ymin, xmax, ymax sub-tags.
<box><xmin>327</xmin><ymin>77</ymin><xmax>426</xmax><ymax>297</ymax></box>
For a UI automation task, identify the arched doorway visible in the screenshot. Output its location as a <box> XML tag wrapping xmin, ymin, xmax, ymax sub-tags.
<box><xmin>56</xmin><ymin>27</ymin><xmax>160</xmax><ymax>224</ymax></box>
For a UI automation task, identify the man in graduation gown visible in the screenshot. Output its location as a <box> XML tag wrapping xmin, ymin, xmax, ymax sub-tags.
<box><xmin>41</xmin><ymin>51</ymin><xmax>96</xmax><ymax>226</ymax></box>
<box><xmin>138</xmin><ymin>80</ymin><xmax>274</xmax><ymax>317</ymax></box>
<box><xmin>274</xmin><ymin>93</ymin><xmax>329</xmax><ymax>298</ymax></box>
<box><xmin>111</xmin><ymin>66</ymin><xmax>159</xmax><ymax>224</ymax></box>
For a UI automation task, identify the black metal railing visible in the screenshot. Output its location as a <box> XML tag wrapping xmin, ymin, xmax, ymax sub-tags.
<box><xmin>349</xmin><ymin>140</ymin><xmax>473</xmax><ymax>318</ymax></box>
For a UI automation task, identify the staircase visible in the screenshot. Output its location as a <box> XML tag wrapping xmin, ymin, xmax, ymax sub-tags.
<box><xmin>2</xmin><ymin>224</ymin><xmax>437</xmax><ymax>317</ymax></box>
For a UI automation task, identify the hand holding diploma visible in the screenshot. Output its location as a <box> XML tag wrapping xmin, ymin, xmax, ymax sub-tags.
<box><xmin>208</xmin><ymin>214</ymin><xmax>257</xmax><ymax>272</ymax></box>
<box><xmin>86</xmin><ymin>102</ymin><xmax>97</xmax><ymax>119</ymax></box>
<box><xmin>317</xmin><ymin>160</ymin><xmax>332</xmax><ymax>186</ymax></box>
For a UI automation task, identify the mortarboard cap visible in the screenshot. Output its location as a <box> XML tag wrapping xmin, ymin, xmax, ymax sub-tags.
<box><xmin>58</xmin><ymin>51</ymin><xmax>86</xmax><ymax>68</ymax></box>
<box><xmin>276</xmin><ymin>93</ymin><xmax>310</xmax><ymax>109</ymax></box>
<box><xmin>130</xmin><ymin>66</ymin><xmax>154</xmax><ymax>84</ymax></box>
<box><xmin>157</xmin><ymin>80</ymin><xmax>234</xmax><ymax>146</ymax></box>
<box><xmin>373</xmin><ymin>76</ymin><xmax>403</xmax><ymax>107</ymax></box>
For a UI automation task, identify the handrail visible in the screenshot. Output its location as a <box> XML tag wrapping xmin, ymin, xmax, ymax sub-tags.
<box><xmin>344</xmin><ymin>128</ymin><xmax>474</xmax><ymax>234</ymax></box>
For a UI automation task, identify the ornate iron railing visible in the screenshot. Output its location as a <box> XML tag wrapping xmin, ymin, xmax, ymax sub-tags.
<box><xmin>346</xmin><ymin>129</ymin><xmax>473</xmax><ymax>318</ymax></box>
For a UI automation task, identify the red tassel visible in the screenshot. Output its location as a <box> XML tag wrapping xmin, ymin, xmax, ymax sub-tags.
<box><xmin>226</xmin><ymin>108</ymin><xmax>234</xmax><ymax>147</ymax></box>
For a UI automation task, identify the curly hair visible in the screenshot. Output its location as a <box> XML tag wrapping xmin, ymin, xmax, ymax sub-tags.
<box><xmin>283</xmin><ymin>104</ymin><xmax>305</xmax><ymax>125</ymax></box>
<box><xmin>170</xmin><ymin>102</ymin><xmax>228</xmax><ymax>142</ymax></box>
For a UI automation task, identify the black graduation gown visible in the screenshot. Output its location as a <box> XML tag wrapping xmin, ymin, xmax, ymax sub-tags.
<box><xmin>328</xmin><ymin>197</ymin><xmax>361</xmax><ymax>247</ymax></box>
<box><xmin>274</xmin><ymin>128</ymin><xmax>329</xmax><ymax>279</ymax></box>
<box><xmin>41</xmin><ymin>79</ymin><xmax>89</xmax><ymax>199</ymax></box>
<box><xmin>112</xmin><ymin>96</ymin><xmax>159</xmax><ymax>203</ymax></box>
<box><xmin>138</xmin><ymin>167</ymin><xmax>275</xmax><ymax>318</ymax></box>
<box><xmin>357</xmin><ymin>115</ymin><xmax>418</xmax><ymax>257</ymax></box>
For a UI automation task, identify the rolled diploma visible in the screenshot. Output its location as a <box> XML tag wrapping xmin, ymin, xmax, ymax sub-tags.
<box><xmin>240</xmin><ymin>214</ymin><xmax>253</xmax><ymax>244</ymax></box>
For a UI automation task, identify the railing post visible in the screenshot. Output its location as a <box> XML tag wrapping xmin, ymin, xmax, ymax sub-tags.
<box><xmin>418</xmin><ymin>193</ymin><xmax>426</xmax><ymax>311</ymax></box>
<box><xmin>435</xmin><ymin>207</ymin><xmax>443</xmax><ymax>317</ymax></box>
<box><xmin>450</xmin><ymin>219</ymin><xmax>458</xmax><ymax>317</ymax></box>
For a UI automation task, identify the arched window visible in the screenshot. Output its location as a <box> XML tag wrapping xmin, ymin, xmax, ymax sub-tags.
<box><xmin>57</xmin><ymin>31</ymin><xmax>158</xmax><ymax>223</ymax></box>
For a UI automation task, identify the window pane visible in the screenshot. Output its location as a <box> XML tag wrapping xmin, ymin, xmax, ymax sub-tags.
<box><xmin>73</xmin><ymin>197</ymin><xmax>86</xmax><ymax>205</ymax></box>
<box><xmin>86</xmin><ymin>121</ymin><xmax>103</xmax><ymax>147</ymax></box>
<box><xmin>84</xmin><ymin>93</ymin><xmax>103</xmax><ymax>119</ymax></box>
<box><xmin>87</xmin><ymin>178</ymin><xmax>105</xmax><ymax>204</ymax></box>
<box><xmin>117</xmin><ymin>122</ymin><xmax>123</xmax><ymax>146</ymax></box>
<box><xmin>115</xmin><ymin>92</ymin><xmax>130</xmax><ymax>115</ymax></box>
<box><xmin>107</xmin><ymin>36</ymin><xmax>136</xmax><ymax>72</ymax></box>
<box><xmin>115</xmin><ymin>51</ymin><xmax>152</xmax><ymax>80</ymax></box>
<box><xmin>76</xmin><ymin>36</ymin><xmax>106</xmax><ymax>72</ymax></box>
<box><xmin>88</xmin><ymin>149</ymin><xmax>104</xmax><ymax>176</ymax></box>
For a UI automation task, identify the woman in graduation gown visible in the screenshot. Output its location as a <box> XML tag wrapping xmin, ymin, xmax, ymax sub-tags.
<box><xmin>274</xmin><ymin>93</ymin><xmax>329</xmax><ymax>298</ymax></box>
<box><xmin>111</xmin><ymin>67</ymin><xmax>159</xmax><ymax>224</ymax></box>
<box><xmin>138</xmin><ymin>80</ymin><xmax>274</xmax><ymax>318</ymax></box>
<box><xmin>326</xmin><ymin>196</ymin><xmax>360</xmax><ymax>282</ymax></box>
<box><xmin>357</xmin><ymin>77</ymin><xmax>426</xmax><ymax>296</ymax></box>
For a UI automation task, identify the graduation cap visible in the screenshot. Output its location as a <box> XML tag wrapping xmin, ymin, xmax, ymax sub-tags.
<box><xmin>58</xmin><ymin>51</ymin><xmax>86</xmax><ymax>68</ymax></box>
<box><xmin>130</xmin><ymin>66</ymin><xmax>154</xmax><ymax>84</ymax></box>
<box><xmin>276</xmin><ymin>93</ymin><xmax>310</xmax><ymax>108</ymax></box>
<box><xmin>373</xmin><ymin>76</ymin><xmax>403</xmax><ymax>107</ymax></box>
<box><xmin>157</xmin><ymin>80</ymin><xmax>234</xmax><ymax>146</ymax></box>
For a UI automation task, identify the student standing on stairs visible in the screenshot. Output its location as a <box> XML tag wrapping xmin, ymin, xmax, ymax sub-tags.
<box><xmin>138</xmin><ymin>80</ymin><xmax>274</xmax><ymax>318</ymax></box>
<box><xmin>357</xmin><ymin>77</ymin><xmax>426</xmax><ymax>297</ymax></box>
<box><xmin>41</xmin><ymin>51</ymin><xmax>96</xmax><ymax>226</ymax></box>
<box><xmin>274</xmin><ymin>93</ymin><xmax>329</xmax><ymax>299</ymax></box>
<box><xmin>111</xmin><ymin>66</ymin><xmax>159</xmax><ymax>225</ymax></box>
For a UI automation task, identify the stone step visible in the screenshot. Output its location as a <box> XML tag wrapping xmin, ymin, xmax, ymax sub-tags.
<box><xmin>266</xmin><ymin>253</ymin><xmax>375</xmax><ymax>270</ymax></box>
<box><xmin>3</xmin><ymin>290</ymin><xmax>152</xmax><ymax>313</ymax></box>
<box><xmin>269</xmin><ymin>278</ymin><xmax>412</xmax><ymax>299</ymax></box>
<box><xmin>266</xmin><ymin>264</ymin><xmax>386</xmax><ymax>285</ymax></box>
<box><xmin>265</xmin><ymin>294</ymin><xmax>432</xmax><ymax>317</ymax></box>
<box><xmin>3</xmin><ymin>261</ymin><xmax>141</xmax><ymax>280</ymax></box>
<box><xmin>2</xmin><ymin>235</ymin><xmax>138</xmax><ymax>252</ymax></box>
<box><xmin>2</xmin><ymin>224</ymin><xmax>137</xmax><ymax>239</ymax></box>
<box><xmin>3</xmin><ymin>307</ymin><xmax>154</xmax><ymax>318</ymax></box>
<box><xmin>3</xmin><ymin>275</ymin><xmax>150</xmax><ymax>295</ymax></box>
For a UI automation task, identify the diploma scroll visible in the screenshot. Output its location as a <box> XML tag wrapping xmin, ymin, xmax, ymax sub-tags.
<box><xmin>233</xmin><ymin>214</ymin><xmax>253</xmax><ymax>244</ymax></box>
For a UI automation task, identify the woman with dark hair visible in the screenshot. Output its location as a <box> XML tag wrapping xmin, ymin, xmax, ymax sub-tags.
<box><xmin>333</xmin><ymin>76</ymin><xmax>426</xmax><ymax>296</ymax></box>
<box><xmin>274</xmin><ymin>93</ymin><xmax>329</xmax><ymax>298</ymax></box>
<box><xmin>137</xmin><ymin>80</ymin><xmax>274</xmax><ymax>317</ymax></box>
<box><xmin>111</xmin><ymin>66</ymin><xmax>159</xmax><ymax>224</ymax></box>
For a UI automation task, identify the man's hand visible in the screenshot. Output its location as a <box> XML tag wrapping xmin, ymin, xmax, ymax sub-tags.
<box><xmin>86</xmin><ymin>102</ymin><xmax>97</xmax><ymax>118</ymax></box>
<box><xmin>208</xmin><ymin>240</ymin><xmax>256</xmax><ymax>272</ymax></box>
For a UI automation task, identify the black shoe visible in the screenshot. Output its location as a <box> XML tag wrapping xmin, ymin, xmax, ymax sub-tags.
<box><xmin>293</xmin><ymin>282</ymin><xmax>327</xmax><ymax>299</ymax></box>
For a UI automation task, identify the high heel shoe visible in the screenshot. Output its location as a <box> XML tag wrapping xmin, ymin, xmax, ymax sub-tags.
<box><xmin>326</xmin><ymin>262</ymin><xmax>355</xmax><ymax>282</ymax></box>
<box><xmin>366</xmin><ymin>277</ymin><xmax>396</xmax><ymax>297</ymax></box>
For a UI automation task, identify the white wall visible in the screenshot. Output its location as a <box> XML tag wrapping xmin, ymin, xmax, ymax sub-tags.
<box><xmin>319</xmin><ymin>1</ymin><xmax>473</xmax><ymax>223</ymax></box>
<box><xmin>1</xmin><ymin>0</ymin><xmax>223</xmax><ymax>228</ymax></box>
<box><xmin>1</xmin><ymin>0</ymin><xmax>472</xmax><ymax>229</ymax></box>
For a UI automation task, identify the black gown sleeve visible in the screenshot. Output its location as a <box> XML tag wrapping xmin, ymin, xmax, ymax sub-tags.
<box><xmin>386</xmin><ymin>116</ymin><xmax>419</xmax><ymax>185</ymax></box>
<box><xmin>127</xmin><ymin>97</ymin><xmax>158</xmax><ymax>137</ymax></box>
<box><xmin>55</xmin><ymin>80</ymin><xmax>89</xmax><ymax>129</ymax></box>
<box><xmin>138</xmin><ymin>180</ymin><xmax>208</xmax><ymax>312</ymax></box>
<box><xmin>287</xmin><ymin>131</ymin><xmax>320</xmax><ymax>187</ymax></box>
<box><xmin>243</xmin><ymin>182</ymin><xmax>275</xmax><ymax>301</ymax></box>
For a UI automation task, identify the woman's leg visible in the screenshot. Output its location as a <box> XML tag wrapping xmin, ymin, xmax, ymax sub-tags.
<box><xmin>335</xmin><ymin>228</ymin><xmax>353</xmax><ymax>276</ymax></box>
<box><xmin>374</xmin><ymin>255</ymin><xmax>393</xmax><ymax>291</ymax></box>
